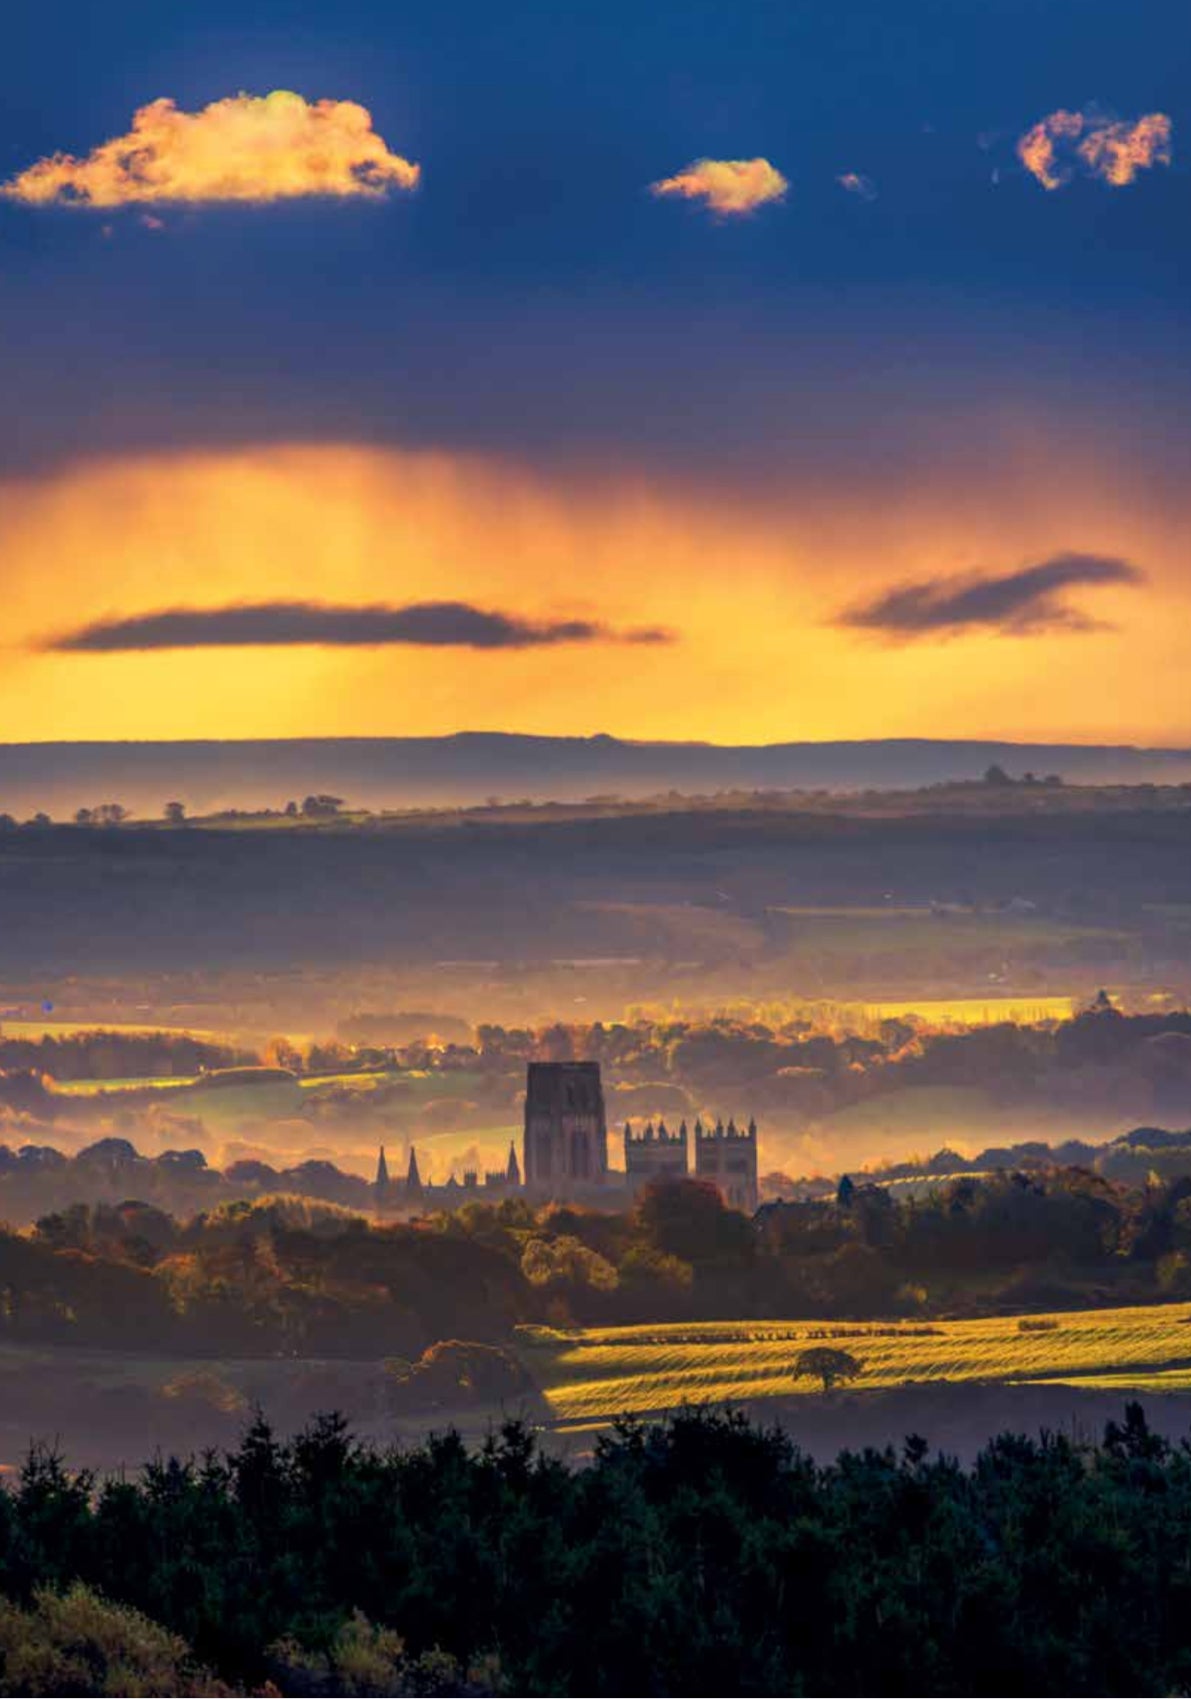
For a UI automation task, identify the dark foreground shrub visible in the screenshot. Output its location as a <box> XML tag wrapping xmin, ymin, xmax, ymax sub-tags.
<box><xmin>0</xmin><ymin>1584</ymin><xmax>224</xmax><ymax>1696</ymax></box>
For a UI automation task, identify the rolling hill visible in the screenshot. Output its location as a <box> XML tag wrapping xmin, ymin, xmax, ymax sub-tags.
<box><xmin>4</xmin><ymin>732</ymin><xmax>1191</xmax><ymax>816</ymax></box>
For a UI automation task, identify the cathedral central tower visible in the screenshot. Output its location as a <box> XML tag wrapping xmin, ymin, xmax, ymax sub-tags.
<box><xmin>523</xmin><ymin>1060</ymin><xmax>608</xmax><ymax>1194</ymax></box>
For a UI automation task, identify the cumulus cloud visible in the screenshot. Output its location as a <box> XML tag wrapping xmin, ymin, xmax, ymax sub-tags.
<box><xmin>650</xmin><ymin>157</ymin><xmax>787</xmax><ymax>215</ymax></box>
<box><xmin>45</xmin><ymin>601</ymin><xmax>671</xmax><ymax>652</ymax></box>
<box><xmin>838</xmin><ymin>552</ymin><xmax>1144</xmax><ymax>640</ymax></box>
<box><xmin>1</xmin><ymin>90</ymin><xmax>419</xmax><ymax>207</ymax></box>
<box><xmin>1017</xmin><ymin>108</ymin><xmax>1171</xmax><ymax>190</ymax></box>
<box><xmin>837</xmin><ymin>172</ymin><xmax>877</xmax><ymax>201</ymax></box>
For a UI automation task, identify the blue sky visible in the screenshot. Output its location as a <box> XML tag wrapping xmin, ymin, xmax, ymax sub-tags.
<box><xmin>4</xmin><ymin>0</ymin><xmax>1189</xmax><ymax>475</ymax></box>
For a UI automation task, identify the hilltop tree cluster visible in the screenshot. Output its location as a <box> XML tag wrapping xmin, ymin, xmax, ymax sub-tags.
<box><xmin>0</xmin><ymin>1030</ymin><xmax>251</xmax><ymax>1086</ymax></box>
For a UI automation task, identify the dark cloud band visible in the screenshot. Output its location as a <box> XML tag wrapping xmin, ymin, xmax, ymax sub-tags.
<box><xmin>838</xmin><ymin>551</ymin><xmax>1144</xmax><ymax>640</ymax></box>
<box><xmin>46</xmin><ymin>600</ymin><xmax>672</xmax><ymax>652</ymax></box>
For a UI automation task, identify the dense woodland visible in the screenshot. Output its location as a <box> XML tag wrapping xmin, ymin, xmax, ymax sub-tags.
<box><xmin>0</xmin><ymin>1403</ymin><xmax>1189</xmax><ymax>1693</ymax></box>
<box><xmin>0</xmin><ymin>1160</ymin><xmax>1186</xmax><ymax>1368</ymax></box>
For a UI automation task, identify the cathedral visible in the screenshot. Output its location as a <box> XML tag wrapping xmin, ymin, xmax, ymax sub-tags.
<box><xmin>376</xmin><ymin>1058</ymin><xmax>758</xmax><ymax>1214</ymax></box>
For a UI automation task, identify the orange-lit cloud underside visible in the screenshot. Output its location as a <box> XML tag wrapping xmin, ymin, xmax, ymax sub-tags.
<box><xmin>2</xmin><ymin>442</ymin><xmax>1188</xmax><ymax>745</ymax></box>
<box><xmin>2</xmin><ymin>92</ymin><xmax>418</xmax><ymax>206</ymax></box>
<box><xmin>651</xmin><ymin>158</ymin><xmax>787</xmax><ymax>215</ymax></box>
<box><xmin>1017</xmin><ymin>109</ymin><xmax>1172</xmax><ymax>191</ymax></box>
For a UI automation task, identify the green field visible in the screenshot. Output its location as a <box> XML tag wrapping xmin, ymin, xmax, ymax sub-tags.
<box><xmin>517</xmin><ymin>1303</ymin><xmax>1191</xmax><ymax>1427</ymax></box>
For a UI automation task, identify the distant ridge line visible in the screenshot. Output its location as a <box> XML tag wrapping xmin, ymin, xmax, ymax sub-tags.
<box><xmin>4</xmin><ymin>732</ymin><xmax>1191</xmax><ymax>754</ymax></box>
<box><xmin>1</xmin><ymin>733</ymin><xmax>1190</xmax><ymax>815</ymax></box>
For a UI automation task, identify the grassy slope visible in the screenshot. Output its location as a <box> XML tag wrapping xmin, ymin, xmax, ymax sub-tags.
<box><xmin>518</xmin><ymin>1304</ymin><xmax>1191</xmax><ymax>1426</ymax></box>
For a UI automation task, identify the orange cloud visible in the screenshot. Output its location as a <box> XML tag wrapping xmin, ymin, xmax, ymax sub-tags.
<box><xmin>650</xmin><ymin>157</ymin><xmax>787</xmax><ymax>215</ymax></box>
<box><xmin>1</xmin><ymin>90</ymin><xmax>419</xmax><ymax>208</ymax></box>
<box><xmin>1017</xmin><ymin>108</ymin><xmax>1171</xmax><ymax>190</ymax></box>
<box><xmin>1017</xmin><ymin>109</ymin><xmax>1084</xmax><ymax>190</ymax></box>
<box><xmin>1078</xmin><ymin>113</ymin><xmax>1173</xmax><ymax>186</ymax></box>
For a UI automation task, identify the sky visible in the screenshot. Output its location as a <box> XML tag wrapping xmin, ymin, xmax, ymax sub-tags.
<box><xmin>3</xmin><ymin>0</ymin><xmax>1191</xmax><ymax>747</ymax></box>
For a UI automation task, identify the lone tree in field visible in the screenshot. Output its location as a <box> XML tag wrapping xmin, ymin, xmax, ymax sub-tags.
<box><xmin>795</xmin><ymin>1346</ymin><xmax>863</xmax><ymax>1393</ymax></box>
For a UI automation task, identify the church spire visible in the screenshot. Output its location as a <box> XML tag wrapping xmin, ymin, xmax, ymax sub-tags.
<box><xmin>375</xmin><ymin>1144</ymin><xmax>390</xmax><ymax>1197</ymax></box>
<box><xmin>506</xmin><ymin>1140</ymin><xmax>521</xmax><ymax>1186</ymax></box>
<box><xmin>406</xmin><ymin>1145</ymin><xmax>423</xmax><ymax>1194</ymax></box>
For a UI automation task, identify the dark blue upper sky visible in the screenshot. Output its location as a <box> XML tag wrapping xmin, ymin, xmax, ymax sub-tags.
<box><xmin>3</xmin><ymin>0</ymin><xmax>1189</xmax><ymax>483</ymax></box>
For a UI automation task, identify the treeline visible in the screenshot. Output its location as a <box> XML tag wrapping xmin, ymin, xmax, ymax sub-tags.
<box><xmin>0</xmin><ymin>1403</ymin><xmax>1190</xmax><ymax>1694</ymax></box>
<box><xmin>279</xmin><ymin>1003</ymin><xmax>1191</xmax><ymax>1144</ymax></box>
<box><xmin>0</xmin><ymin>1134</ymin><xmax>381</xmax><ymax>1224</ymax></box>
<box><xmin>7</xmin><ymin>1117</ymin><xmax>1191</xmax><ymax>1240</ymax></box>
<box><xmin>308</xmin><ymin>1003</ymin><xmax>1191</xmax><ymax>1136</ymax></box>
<box><xmin>10</xmin><ymin>1165</ymin><xmax>1191</xmax><ymax>1359</ymax></box>
<box><xmin>0</xmin><ymin>1029</ymin><xmax>251</xmax><ymax>1084</ymax></box>
<box><xmin>2</xmin><ymin>1194</ymin><xmax>528</xmax><ymax>1358</ymax></box>
<box><xmin>865</xmin><ymin>1123</ymin><xmax>1191</xmax><ymax>1192</ymax></box>
<box><xmin>473</xmin><ymin>1004</ymin><xmax>1191</xmax><ymax>1125</ymax></box>
<box><xmin>7</xmin><ymin>1007</ymin><xmax>1191</xmax><ymax>1138</ymax></box>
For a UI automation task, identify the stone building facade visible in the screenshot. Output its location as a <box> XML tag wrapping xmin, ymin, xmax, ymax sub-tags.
<box><xmin>693</xmin><ymin>1117</ymin><xmax>759</xmax><ymax>1212</ymax></box>
<box><xmin>622</xmin><ymin>1118</ymin><xmax>689</xmax><ymax>1186</ymax></box>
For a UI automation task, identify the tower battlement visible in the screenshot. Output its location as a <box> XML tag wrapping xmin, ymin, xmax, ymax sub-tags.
<box><xmin>692</xmin><ymin>1115</ymin><xmax>758</xmax><ymax>1212</ymax></box>
<box><xmin>693</xmin><ymin>1116</ymin><xmax>757</xmax><ymax>1144</ymax></box>
<box><xmin>623</xmin><ymin>1116</ymin><xmax>689</xmax><ymax>1187</ymax></box>
<box><xmin>625</xmin><ymin>1118</ymin><xmax>688</xmax><ymax>1146</ymax></box>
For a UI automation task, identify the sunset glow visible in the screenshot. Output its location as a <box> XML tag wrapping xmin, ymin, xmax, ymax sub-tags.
<box><xmin>3</xmin><ymin>440</ymin><xmax>1187</xmax><ymax>745</ymax></box>
<box><xmin>1</xmin><ymin>3</ymin><xmax>1188</xmax><ymax>756</ymax></box>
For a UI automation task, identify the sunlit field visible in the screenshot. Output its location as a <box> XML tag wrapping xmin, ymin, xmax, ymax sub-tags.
<box><xmin>867</xmin><ymin>994</ymin><xmax>1078</xmax><ymax>1025</ymax></box>
<box><xmin>0</xmin><ymin>1018</ymin><xmax>219</xmax><ymax>1040</ymax></box>
<box><xmin>518</xmin><ymin>1304</ymin><xmax>1191</xmax><ymax>1426</ymax></box>
<box><xmin>53</xmin><ymin>1075</ymin><xmax>198</xmax><ymax>1096</ymax></box>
